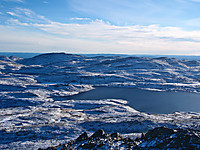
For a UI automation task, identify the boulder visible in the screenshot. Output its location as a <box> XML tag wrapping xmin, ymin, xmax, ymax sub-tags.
<box><xmin>76</xmin><ymin>132</ymin><xmax>88</xmax><ymax>142</ymax></box>
<box><xmin>90</xmin><ymin>129</ymin><xmax>106</xmax><ymax>139</ymax></box>
<box><xmin>110</xmin><ymin>132</ymin><xmax>123</xmax><ymax>141</ymax></box>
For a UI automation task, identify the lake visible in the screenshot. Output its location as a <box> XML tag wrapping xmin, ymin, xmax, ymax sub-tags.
<box><xmin>67</xmin><ymin>87</ymin><xmax>200</xmax><ymax>114</ymax></box>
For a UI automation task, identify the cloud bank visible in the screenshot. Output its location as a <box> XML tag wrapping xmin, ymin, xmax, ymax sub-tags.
<box><xmin>1</xmin><ymin>7</ymin><xmax>200</xmax><ymax>55</ymax></box>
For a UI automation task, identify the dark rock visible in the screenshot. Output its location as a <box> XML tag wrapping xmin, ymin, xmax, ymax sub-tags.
<box><xmin>90</xmin><ymin>129</ymin><xmax>106</xmax><ymax>139</ymax></box>
<box><xmin>38</xmin><ymin>147</ymin><xmax>57</xmax><ymax>150</ymax></box>
<box><xmin>38</xmin><ymin>127</ymin><xmax>200</xmax><ymax>150</ymax></box>
<box><xmin>38</xmin><ymin>146</ymin><xmax>59</xmax><ymax>150</ymax></box>
<box><xmin>111</xmin><ymin>132</ymin><xmax>123</xmax><ymax>141</ymax></box>
<box><xmin>67</xmin><ymin>140</ymin><xmax>74</xmax><ymax>146</ymax></box>
<box><xmin>141</xmin><ymin>132</ymin><xmax>145</xmax><ymax>139</ymax></box>
<box><xmin>123</xmin><ymin>137</ymin><xmax>134</xmax><ymax>143</ymax></box>
<box><xmin>96</xmin><ymin>141</ymin><xmax>105</xmax><ymax>148</ymax></box>
<box><xmin>80</xmin><ymin>141</ymin><xmax>96</xmax><ymax>149</ymax></box>
<box><xmin>144</xmin><ymin>126</ymin><xmax>174</xmax><ymax>140</ymax></box>
<box><xmin>76</xmin><ymin>132</ymin><xmax>88</xmax><ymax>142</ymax></box>
<box><xmin>123</xmin><ymin>138</ymin><xmax>135</xmax><ymax>148</ymax></box>
<box><xmin>137</xmin><ymin>127</ymin><xmax>200</xmax><ymax>149</ymax></box>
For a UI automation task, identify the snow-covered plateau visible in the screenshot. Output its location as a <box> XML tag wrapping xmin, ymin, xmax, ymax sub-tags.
<box><xmin>0</xmin><ymin>53</ymin><xmax>200</xmax><ymax>149</ymax></box>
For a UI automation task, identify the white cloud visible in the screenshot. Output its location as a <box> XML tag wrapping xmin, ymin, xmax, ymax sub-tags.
<box><xmin>9</xmin><ymin>8</ymin><xmax>200</xmax><ymax>43</ymax></box>
<box><xmin>7</xmin><ymin>12</ymin><xmax>19</xmax><ymax>17</ymax></box>
<box><xmin>1</xmin><ymin>22</ymin><xmax>200</xmax><ymax>55</ymax></box>
<box><xmin>7</xmin><ymin>18</ymin><xmax>29</xmax><ymax>26</ymax></box>
<box><xmin>30</xmin><ymin>19</ymin><xmax>200</xmax><ymax>44</ymax></box>
<box><xmin>2</xmin><ymin>8</ymin><xmax>200</xmax><ymax>55</ymax></box>
<box><xmin>8</xmin><ymin>7</ymin><xmax>50</xmax><ymax>24</ymax></box>
<box><xmin>70</xmin><ymin>17</ymin><xmax>91</xmax><ymax>21</ymax></box>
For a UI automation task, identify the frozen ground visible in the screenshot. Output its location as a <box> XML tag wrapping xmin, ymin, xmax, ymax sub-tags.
<box><xmin>0</xmin><ymin>53</ymin><xmax>200</xmax><ymax>149</ymax></box>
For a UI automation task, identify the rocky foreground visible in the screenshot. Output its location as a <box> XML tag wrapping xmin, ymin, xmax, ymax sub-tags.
<box><xmin>39</xmin><ymin>127</ymin><xmax>200</xmax><ymax>150</ymax></box>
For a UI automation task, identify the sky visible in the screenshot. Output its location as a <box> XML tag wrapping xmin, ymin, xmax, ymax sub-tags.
<box><xmin>1</xmin><ymin>0</ymin><xmax>200</xmax><ymax>55</ymax></box>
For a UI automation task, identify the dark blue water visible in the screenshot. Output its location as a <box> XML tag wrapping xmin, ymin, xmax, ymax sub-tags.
<box><xmin>67</xmin><ymin>87</ymin><xmax>200</xmax><ymax>114</ymax></box>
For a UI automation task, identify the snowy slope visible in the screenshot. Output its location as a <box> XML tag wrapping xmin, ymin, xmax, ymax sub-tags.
<box><xmin>0</xmin><ymin>53</ymin><xmax>200</xmax><ymax>149</ymax></box>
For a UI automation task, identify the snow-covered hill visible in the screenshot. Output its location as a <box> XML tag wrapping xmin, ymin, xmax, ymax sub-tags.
<box><xmin>2</xmin><ymin>52</ymin><xmax>199</xmax><ymax>92</ymax></box>
<box><xmin>0</xmin><ymin>53</ymin><xmax>200</xmax><ymax>149</ymax></box>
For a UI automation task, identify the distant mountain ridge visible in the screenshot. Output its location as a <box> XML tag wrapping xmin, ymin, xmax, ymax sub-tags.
<box><xmin>0</xmin><ymin>52</ymin><xmax>200</xmax><ymax>60</ymax></box>
<box><xmin>15</xmin><ymin>52</ymin><xmax>200</xmax><ymax>69</ymax></box>
<box><xmin>17</xmin><ymin>52</ymin><xmax>84</xmax><ymax>65</ymax></box>
<box><xmin>82</xmin><ymin>54</ymin><xmax>200</xmax><ymax>60</ymax></box>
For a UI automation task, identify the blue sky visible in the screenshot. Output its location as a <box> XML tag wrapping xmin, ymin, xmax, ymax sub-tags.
<box><xmin>1</xmin><ymin>0</ymin><xmax>200</xmax><ymax>55</ymax></box>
